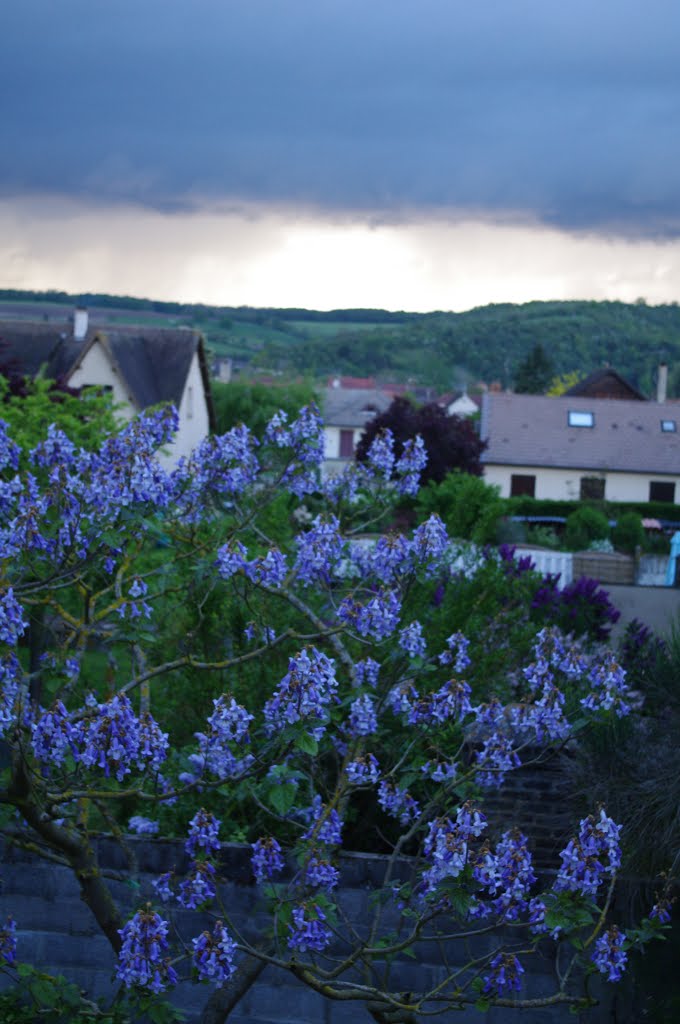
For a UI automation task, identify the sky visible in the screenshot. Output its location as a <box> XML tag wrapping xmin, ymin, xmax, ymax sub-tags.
<box><xmin>2</xmin><ymin>0</ymin><xmax>680</xmax><ymax>312</ymax></box>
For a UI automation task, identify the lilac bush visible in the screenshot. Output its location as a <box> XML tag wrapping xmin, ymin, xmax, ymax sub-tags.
<box><xmin>0</xmin><ymin>405</ymin><xmax>670</xmax><ymax>1023</ymax></box>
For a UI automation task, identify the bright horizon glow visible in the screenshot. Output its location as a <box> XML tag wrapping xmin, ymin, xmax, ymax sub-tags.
<box><xmin>1</xmin><ymin>196</ymin><xmax>679</xmax><ymax>313</ymax></box>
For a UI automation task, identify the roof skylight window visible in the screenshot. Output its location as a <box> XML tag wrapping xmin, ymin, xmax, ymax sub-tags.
<box><xmin>661</xmin><ymin>419</ymin><xmax>677</xmax><ymax>433</ymax></box>
<box><xmin>568</xmin><ymin>410</ymin><xmax>594</xmax><ymax>428</ymax></box>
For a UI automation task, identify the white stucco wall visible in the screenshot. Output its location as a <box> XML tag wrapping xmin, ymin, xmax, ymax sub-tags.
<box><xmin>162</xmin><ymin>352</ymin><xmax>211</xmax><ymax>466</ymax></box>
<box><xmin>67</xmin><ymin>340</ymin><xmax>136</xmax><ymax>419</ymax></box>
<box><xmin>484</xmin><ymin>463</ymin><xmax>680</xmax><ymax>503</ymax></box>
<box><xmin>322</xmin><ymin>425</ymin><xmax>365</xmax><ymax>478</ymax></box>
<box><xmin>69</xmin><ymin>343</ymin><xmax>210</xmax><ymax>467</ymax></box>
<box><xmin>323</xmin><ymin>425</ymin><xmax>364</xmax><ymax>459</ymax></box>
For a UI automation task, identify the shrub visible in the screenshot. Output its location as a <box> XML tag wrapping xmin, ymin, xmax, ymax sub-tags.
<box><xmin>415</xmin><ymin>471</ymin><xmax>503</xmax><ymax>542</ymax></box>
<box><xmin>612</xmin><ymin>511</ymin><xmax>645</xmax><ymax>554</ymax></box>
<box><xmin>564</xmin><ymin>505</ymin><xmax>611</xmax><ymax>551</ymax></box>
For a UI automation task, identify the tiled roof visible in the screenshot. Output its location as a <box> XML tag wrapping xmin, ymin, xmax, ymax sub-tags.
<box><xmin>481</xmin><ymin>392</ymin><xmax>680</xmax><ymax>475</ymax></box>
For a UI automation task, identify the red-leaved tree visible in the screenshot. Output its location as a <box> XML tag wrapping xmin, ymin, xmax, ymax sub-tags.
<box><xmin>355</xmin><ymin>396</ymin><xmax>486</xmax><ymax>485</ymax></box>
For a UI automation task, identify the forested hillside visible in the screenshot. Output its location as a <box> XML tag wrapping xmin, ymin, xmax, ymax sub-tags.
<box><xmin>2</xmin><ymin>290</ymin><xmax>679</xmax><ymax>394</ymax></box>
<box><xmin>254</xmin><ymin>300</ymin><xmax>680</xmax><ymax>395</ymax></box>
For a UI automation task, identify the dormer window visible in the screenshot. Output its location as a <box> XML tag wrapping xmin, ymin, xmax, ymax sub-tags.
<box><xmin>661</xmin><ymin>419</ymin><xmax>676</xmax><ymax>433</ymax></box>
<box><xmin>568</xmin><ymin>410</ymin><xmax>594</xmax><ymax>428</ymax></box>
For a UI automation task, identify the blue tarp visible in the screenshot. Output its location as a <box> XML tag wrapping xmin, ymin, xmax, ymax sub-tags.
<box><xmin>664</xmin><ymin>531</ymin><xmax>680</xmax><ymax>586</ymax></box>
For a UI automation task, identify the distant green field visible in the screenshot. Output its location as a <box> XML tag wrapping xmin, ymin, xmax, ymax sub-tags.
<box><xmin>288</xmin><ymin>320</ymin><xmax>388</xmax><ymax>337</ymax></box>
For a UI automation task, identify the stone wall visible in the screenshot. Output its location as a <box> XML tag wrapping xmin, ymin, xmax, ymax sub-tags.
<box><xmin>0</xmin><ymin>821</ymin><xmax>619</xmax><ymax>1024</ymax></box>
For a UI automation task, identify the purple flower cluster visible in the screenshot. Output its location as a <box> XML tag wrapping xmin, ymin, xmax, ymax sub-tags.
<box><xmin>405</xmin><ymin>678</ymin><xmax>473</xmax><ymax>728</ymax></box>
<box><xmin>352</xmin><ymin>532</ymin><xmax>413</xmax><ymax>584</ymax></box>
<box><xmin>347</xmin><ymin>694</ymin><xmax>378</xmax><ymax>737</ymax></box>
<box><xmin>420</xmin><ymin>759</ymin><xmax>457</xmax><ymax>782</ymax></box>
<box><xmin>264</xmin><ymin>405</ymin><xmax>324</xmax><ymax>497</ymax></box>
<box><xmin>117</xmin><ymin>907</ymin><xmax>178</xmax><ymax>993</ymax></box>
<box><xmin>438</xmin><ymin>631</ymin><xmax>471</xmax><ymax>673</ymax></box>
<box><xmin>305</xmin><ymin>855</ymin><xmax>340</xmax><ymax>892</ymax></box>
<box><xmin>411</xmin><ymin>514</ymin><xmax>449</xmax><ymax>570</ymax></box>
<box><xmin>591</xmin><ymin>926</ymin><xmax>628</xmax><ymax>982</ymax></box>
<box><xmin>32</xmin><ymin>695</ymin><xmax>169</xmax><ymax>781</ymax></box>
<box><xmin>422</xmin><ymin>816</ymin><xmax>471</xmax><ymax>890</ymax></box>
<box><xmin>338</xmin><ymin>589</ymin><xmax>401</xmax><ymax>641</ymax></box>
<box><xmin>474</xmin><ymin>831</ymin><xmax>537</xmax><ymax>920</ymax></box>
<box><xmin>581</xmin><ymin>653</ymin><xmax>631</xmax><ymax>717</ymax></box>
<box><xmin>215</xmin><ymin>541</ymin><xmax>288</xmax><ymax>588</ymax></box>
<box><xmin>175</xmin><ymin>425</ymin><xmax>259</xmax><ymax>518</ymax></box>
<box><xmin>118</xmin><ymin>576</ymin><xmax>152</xmax><ymax>620</ymax></box>
<box><xmin>287</xmin><ymin>903</ymin><xmax>332</xmax><ymax>953</ymax></box>
<box><xmin>0</xmin><ymin>916</ymin><xmax>17</xmax><ymax>966</ymax></box>
<box><xmin>294</xmin><ymin>515</ymin><xmax>344</xmax><ymax>586</ymax></box>
<box><xmin>345</xmin><ymin>753</ymin><xmax>380</xmax><ymax>785</ymax></box>
<box><xmin>189</xmin><ymin>695</ymin><xmax>255</xmax><ymax>780</ymax></box>
<box><xmin>128</xmin><ymin>816</ymin><xmax>159</xmax><ymax>835</ymax></box>
<box><xmin>0</xmin><ymin>655</ymin><xmax>21</xmax><ymax>738</ymax></box>
<box><xmin>649</xmin><ymin>896</ymin><xmax>673</xmax><ymax>924</ymax></box>
<box><xmin>377</xmin><ymin>780</ymin><xmax>420</xmax><ymax>826</ymax></box>
<box><xmin>192</xmin><ymin>922</ymin><xmax>237</xmax><ymax>984</ymax></box>
<box><xmin>554</xmin><ymin>810</ymin><xmax>622</xmax><ymax>897</ymax></box>
<box><xmin>0</xmin><ymin>589</ymin><xmax>26</xmax><ymax>648</ymax></box>
<box><xmin>0</xmin><ymin>420</ymin><xmax>20</xmax><ymax>473</ymax></box>
<box><xmin>304</xmin><ymin>796</ymin><xmax>343</xmax><ymax>846</ymax></box>
<box><xmin>353</xmin><ymin>657</ymin><xmax>380</xmax><ymax>688</ymax></box>
<box><xmin>251</xmin><ymin>836</ymin><xmax>285</xmax><ymax>882</ymax></box>
<box><xmin>398</xmin><ymin>621</ymin><xmax>426</xmax><ymax>659</ymax></box>
<box><xmin>395</xmin><ymin>436</ymin><xmax>427</xmax><ymax>495</ymax></box>
<box><xmin>151</xmin><ymin>871</ymin><xmax>174</xmax><ymax>903</ymax></box>
<box><xmin>264</xmin><ymin>648</ymin><xmax>338</xmax><ymax>738</ymax></box>
<box><xmin>185</xmin><ymin>809</ymin><xmax>221</xmax><ymax>857</ymax></box>
<box><xmin>473</xmin><ymin>733</ymin><xmax>522</xmax><ymax>788</ymax></box>
<box><xmin>178</xmin><ymin>861</ymin><xmax>217</xmax><ymax>909</ymax></box>
<box><xmin>483</xmin><ymin>952</ymin><xmax>525</xmax><ymax>994</ymax></box>
<box><xmin>366</xmin><ymin>429</ymin><xmax>396</xmax><ymax>478</ymax></box>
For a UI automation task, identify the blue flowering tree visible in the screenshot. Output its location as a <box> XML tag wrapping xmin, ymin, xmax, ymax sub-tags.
<box><xmin>0</xmin><ymin>407</ymin><xmax>671</xmax><ymax>1022</ymax></box>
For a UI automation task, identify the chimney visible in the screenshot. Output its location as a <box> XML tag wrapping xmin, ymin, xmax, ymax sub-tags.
<box><xmin>73</xmin><ymin>306</ymin><xmax>89</xmax><ymax>342</ymax></box>
<box><xmin>657</xmin><ymin>362</ymin><xmax>668</xmax><ymax>403</ymax></box>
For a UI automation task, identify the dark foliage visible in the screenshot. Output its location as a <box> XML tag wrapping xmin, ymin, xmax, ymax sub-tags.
<box><xmin>355</xmin><ymin>396</ymin><xmax>486</xmax><ymax>485</ymax></box>
<box><xmin>531</xmin><ymin>574</ymin><xmax>621</xmax><ymax>642</ymax></box>
<box><xmin>514</xmin><ymin>342</ymin><xmax>555</xmax><ymax>394</ymax></box>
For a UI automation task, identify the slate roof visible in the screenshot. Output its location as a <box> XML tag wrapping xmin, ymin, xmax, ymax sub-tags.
<box><xmin>0</xmin><ymin>320</ymin><xmax>215</xmax><ymax>429</ymax></box>
<box><xmin>0</xmin><ymin>322</ymin><xmax>78</xmax><ymax>380</ymax></box>
<box><xmin>323</xmin><ymin>386</ymin><xmax>392</xmax><ymax>428</ymax></box>
<box><xmin>481</xmin><ymin>392</ymin><xmax>680</xmax><ymax>475</ymax></box>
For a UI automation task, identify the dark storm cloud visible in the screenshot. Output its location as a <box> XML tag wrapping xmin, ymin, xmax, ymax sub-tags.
<box><xmin>2</xmin><ymin>0</ymin><xmax>680</xmax><ymax>234</ymax></box>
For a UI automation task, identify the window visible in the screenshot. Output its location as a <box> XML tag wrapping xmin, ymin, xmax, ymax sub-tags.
<box><xmin>661</xmin><ymin>419</ymin><xmax>677</xmax><ymax>433</ymax></box>
<box><xmin>568</xmin><ymin>410</ymin><xmax>594</xmax><ymax>428</ymax></box>
<box><xmin>339</xmin><ymin>429</ymin><xmax>355</xmax><ymax>458</ymax></box>
<box><xmin>510</xmin><ymin>474</ymin><xmax>536</xmax><ymax>498</ymax></box>
<box><xmin>580</xmin><ymin>477</ymin><xmax>605</xmax><ymax>501</ymax></box>
<box><xmin>186</xmin><ymin>385</ymin><xmax>194</xmax><ymax>419</ymax></box>
<box><xmin>649</xmin><ymin>481</ymin><xmax>675</xmax><ymax>503</ymax></box>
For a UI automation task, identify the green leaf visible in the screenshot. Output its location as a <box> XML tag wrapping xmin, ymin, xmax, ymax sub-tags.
<box><xmin>294</xmin><ymin>732</ymin><xmax>319</xmax><ymax>755</ymax></box>
<box><xmin>268</xmin><ymin>782</ymin><xmax>297</xmax><ymax>815</ymax></box>
<box><xmin>28</xmin><ymin>979</ymin><xmax>58</xmax><ymax>1008</ymax></box>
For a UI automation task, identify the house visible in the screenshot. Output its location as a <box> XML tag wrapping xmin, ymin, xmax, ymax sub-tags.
<box><xmin>563</xmin><ymin>367</ymin><xmax>647</xmax><ymax>401</ymax></box>
<box><xmin>0</xmin><ymin>309</ymin><xmax>215</xmax><ymax>464</ymax></box>
<box><xmin>481</xmin><ymin>391</ymin><xmax>680</xmax><ymax>503</ymax></box>
<box><xmin>437</xmin><ymin>388</ymin><xmax>481</xmax><ymax>417</ymax></box>
<box><xmin>322</xmin><ymin>384</ymin><xmax>392</xmax><ymax>477</ymax></box>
